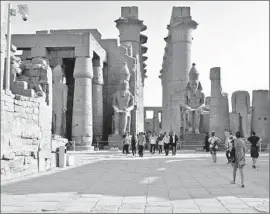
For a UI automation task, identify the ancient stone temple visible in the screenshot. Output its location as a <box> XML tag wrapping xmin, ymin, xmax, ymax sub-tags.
<box><xmin>11</xmin><ymin>6</ymin><xmax>147</xmax><ymax>150</ymax></box>
<box><xmin>1</xmin><ymin>5</ymin><xmax>147</xmax><ymax>178</ymax></box>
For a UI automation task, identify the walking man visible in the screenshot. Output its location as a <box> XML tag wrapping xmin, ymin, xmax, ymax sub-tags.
<box><xmin>170</xmin><ymin>131</ymin><xmax>178</xmax><ymax>155</ymax></box>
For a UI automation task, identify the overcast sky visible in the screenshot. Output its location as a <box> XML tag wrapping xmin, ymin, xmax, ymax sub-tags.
<box><xmin>11</xmin><ymin>1</ymin><xmax>269</xmax><ymax>113</ymax></box>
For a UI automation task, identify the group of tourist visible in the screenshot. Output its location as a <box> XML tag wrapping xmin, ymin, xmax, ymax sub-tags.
<box><xmin>204</xmin><ymin>129</ymin><xmax>262</xmax><ymax>188</ymax></box>
<box><xmin>122</xmin><ymin>131</ymin><xmax>179</xmax><ymax>157</ymax></box>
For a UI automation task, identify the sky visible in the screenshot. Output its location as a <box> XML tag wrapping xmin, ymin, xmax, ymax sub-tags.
<box><xmin>10</xmin><ymin>1</ymin><xmax>269</xmax><ymax>114</ymax></box>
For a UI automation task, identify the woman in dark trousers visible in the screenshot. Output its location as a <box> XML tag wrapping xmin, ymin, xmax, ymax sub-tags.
<box><xmin>204</xmin><ymin>132</ymin><xmax>209</xmax><ymax>152</ymax></box>
<box><xmin>131</xmin><ymin>134</ymin><xmax>138</xmax><ymax>156</ymax></box>
<box><xmin>248</xmin><ymin>132</ymin><xmax>261</xmax><ymax>168</ymax></box>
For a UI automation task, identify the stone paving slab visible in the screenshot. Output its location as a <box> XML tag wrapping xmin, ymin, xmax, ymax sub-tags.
<box><xmin>1</xmin><ymin>151</ymin><xmax>269</xmax><ymax>213</ymax></box>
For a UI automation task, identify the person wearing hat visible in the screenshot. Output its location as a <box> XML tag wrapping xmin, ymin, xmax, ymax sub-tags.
<box><xmin>208</xmin><ymin>131</ymin><xmax>221</xmax><ymax>164</ymax></box>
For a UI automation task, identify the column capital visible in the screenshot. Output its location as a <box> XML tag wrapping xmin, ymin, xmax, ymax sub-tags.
<box><xmin>73</xmin><ymin>57</ymin><xmax>93</xmax><ymax>79</ymax></box>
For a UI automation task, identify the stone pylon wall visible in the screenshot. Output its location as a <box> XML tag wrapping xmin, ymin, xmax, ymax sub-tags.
<box><xmin>251</xmin><ymin>90</ymin><xmax>269</xmax><ymax>144</ymax></box>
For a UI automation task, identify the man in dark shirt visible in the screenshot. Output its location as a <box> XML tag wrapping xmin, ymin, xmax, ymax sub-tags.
<box><xmin>247</xmin><ymin>132</ymin><xmax>261</xmax><ymax>168</ymax></box>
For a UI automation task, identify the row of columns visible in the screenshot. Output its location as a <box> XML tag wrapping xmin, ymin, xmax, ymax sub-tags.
<box><xmin>144</xmin><ymin>109</ymin><xmax>162</xmax><ymax>134</ymax></box>
<box><xmin>72</xmin><ymin>56</ymin><xmax>104</xmax><ymax>148</ymax></box>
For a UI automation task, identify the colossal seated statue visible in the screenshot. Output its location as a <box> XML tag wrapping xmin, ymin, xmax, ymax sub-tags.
<box><xmin>112</xmin><ymin>80</ymin><xmax>135</xmax><ymax>136</ymax></box>
<box><xmin>182</xmin><ymin>63</ymin><xmax>205</xmax><ymax>134</ymax></box>
<box><xmin>52</xmin><ymin>64</ymin><xmax>68</xmax><ymax>137</ymax></box>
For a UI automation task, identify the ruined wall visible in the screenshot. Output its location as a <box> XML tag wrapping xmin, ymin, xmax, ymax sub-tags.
<box><xmin>251</xmin><ymin>90</ymin><xmax>269</xmax><ymax>145</ymax></box>
<box><xmin>1</xmin><ymin>91</ymin><xmax>53</xmax><ymax>179</ymax></box>
<box><xmin>1</xmin><ymin>56</ymin><xmax>53</xmax><ymax>179</ymax></box>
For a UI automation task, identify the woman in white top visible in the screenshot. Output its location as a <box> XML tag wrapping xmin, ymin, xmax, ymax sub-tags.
<box><xmin>150</xmin><ymin>133</ymin><xmax>157</xmax><ymax>154</ymax></box>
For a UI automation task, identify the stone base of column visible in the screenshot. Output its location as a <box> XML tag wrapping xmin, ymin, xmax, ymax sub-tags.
<box><xmin>74</xmin><ymin>145</ymin><xmax>95</xmax><ymax>151</ymax></box>
<box><xmin>108</xmin><ymin>134</ymin><xmax>124</xmax><ymax>150</ymax></box>
<box><xmin>72</xmin><ymin>136</ymin><xmax>93</xmax><ymax>150</ymax></box>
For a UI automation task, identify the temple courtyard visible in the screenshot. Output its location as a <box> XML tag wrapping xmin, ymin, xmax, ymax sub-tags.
<box><xmin>1</xmin><ymin>151</ymin><xmax>269</xmax><ymax>213</ymax></box>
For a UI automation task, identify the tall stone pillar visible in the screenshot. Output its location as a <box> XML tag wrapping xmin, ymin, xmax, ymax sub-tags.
<box><xmin>166</xmin><ymin>7</ymin><xmax>198</xmax><ymax>136</ymax></box>
<box><xmin>92</xmin><ymin>59</ymin><xmax>104</xmax><ymax>141</ymax></box>
<box><xmin>251</xmin><ymin>90</ymin><xmax>269</xmax><ymax>145</ymax></box>
<box><xmin>72</xmin><ymin>56</ymin><xmax>93</xmax><ymax>149</ymax></box>
<box><xmin>209</xmin><ymin>67</ymin><xmax>230</xmax><ymax>141</ymax></box>
<box><xmin>115</xmin><ymin>6</ymin><xmax>147</xmax><ymax>135</ymax></box>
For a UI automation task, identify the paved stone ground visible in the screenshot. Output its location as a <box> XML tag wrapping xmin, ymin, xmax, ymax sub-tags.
<box><xmin>1</xmin><ymin>151</ymin><xmax>269</xmax><ymax>213</ymax></box>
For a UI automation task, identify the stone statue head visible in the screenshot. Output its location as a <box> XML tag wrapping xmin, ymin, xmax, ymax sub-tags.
<box><xmin>186</xmin><ymin>63</ymin><xmax>203</xmax><ymax>91</ymax></box>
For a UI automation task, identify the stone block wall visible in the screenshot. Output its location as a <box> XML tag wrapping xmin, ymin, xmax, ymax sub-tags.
<box><xmin>1</xmin><ymin>90</ymin><xmax>53</xmax><ymax>179</ymax></box>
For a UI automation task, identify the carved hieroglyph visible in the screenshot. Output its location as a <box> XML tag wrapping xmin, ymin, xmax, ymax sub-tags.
<box><xmin>231</xmin><ymin>90</ymin><xmax>251</xmax><ymax>137</ymax></box>
<box><xmin>112</xmin><ymin>80</ymin><xmax>135</xmax><ymax>136</ymax></box>
<box><xmin>182</xmin><ymin>63</ymin><xmax>205</xmax><ymax>134</ymax></box>
<box><xmin>52</xmin><ymin>64</ymin><xmax>68</xmax><ymax>137</ymax></box>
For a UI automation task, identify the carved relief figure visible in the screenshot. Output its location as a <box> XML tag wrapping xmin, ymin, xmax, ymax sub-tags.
<box><xmin>112</xmin><ymin>80</ymin><xmax>135</xmax><ymax>136</ymax></box>
<box><xmin>231</xmin><ymin>91</ymin><xmax>251</xmax><ymax>137</ymax></box>
<box><xmin>52</xmin><ymin>64</ymin><xmax>68</xmax><ymax>137</ymax></box>
<box><xmin>183</xmin><ymin>63</ymin><xmax>205</xmax><ymax>134</ymax></box>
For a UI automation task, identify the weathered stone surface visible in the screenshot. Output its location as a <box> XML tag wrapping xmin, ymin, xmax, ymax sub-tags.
<box><xmin>209</xmin><ymin>67</ymin><xmax>230</xmax><ymax>141</ymax></box>
<box><xmin>251</xmin><ymin>90</ymin><xmax>269</xmax><ymax>145</ymax></box>
<box><xmin>2</xmin><ymin>151</ymin><xmax>16</xmax><ymax>160</ymax></box>
<box><xmin>9</xmin><ymin>156</ymin><xmax>25</xmax><ymax>168</ymax></box>
<box><xmin>231</xmin><ymin>91</ymin><xmax>251</xmax><ymax>137</ymax></box>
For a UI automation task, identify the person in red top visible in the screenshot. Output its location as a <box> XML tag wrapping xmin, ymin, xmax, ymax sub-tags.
<box><xmin>248</xmin><ymin>131</ymin><xmax>261</xmax><ymax>169</ymax></box>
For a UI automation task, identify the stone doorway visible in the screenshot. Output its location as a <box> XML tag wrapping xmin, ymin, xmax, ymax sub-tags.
<box><xmin>62</xmin><ymin>58</ymin><xmax>75</xmax><ymax>141</ymax></box>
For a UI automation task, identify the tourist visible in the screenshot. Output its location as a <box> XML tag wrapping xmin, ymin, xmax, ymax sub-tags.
<box><xmin>226</xmin><ymin>135</ymin><xmax>234</xmax><ymax>163</ymax></box>
<box><xmin>230</xmin><ymin>131</ymin><xmax>246</xmax><ymax>188</ymax></box>
<box><xmin>138</xmin><ymin>132</ymin><xmax>146</xmax><ymax>157</ymax></box>
<box><xmin>225</xmin><ymin>132</ymin><xmax>234</xmax><ymax>164</ymax></box>
<box><xmin>247</xmin><ymin>132</ymin><xmax>261</xmax><ymax>169</ymax></box>
<box><xmin>208</xmin><ymin>131</ymin><xmax>221</xmax><ymax>164</ymax></box>
<box><xmin>158</xmin><ymin>134</ymin><xmax>164</xmax><ymax>154</ymax></box>
<box><xmin>131</xmin><ymin>133</ymin><xmax>138</xmax><ymax>156</ymax></box>
<box><xmin>150</xmin><ymin>133</ymin><xmax>157</xmax><ymax>154</ymax></box>
<box><xmin>204</xmin><ymin>132</ymin><xmax>210</xmax><ymax>152</ymax></box>
<box><xmin>170</xmin><ymin>131</ymin><xmax>178</xmax><ymax>156</ymax></box>
<box><xmin>122</xmin><ymin>133</ymin><xmax>130</xmax><ymax>155</ymax></box>
<box><xmin>163</xmin><ymin>132</ymin><xmax>170</xmax><ymax>156</ymax></box>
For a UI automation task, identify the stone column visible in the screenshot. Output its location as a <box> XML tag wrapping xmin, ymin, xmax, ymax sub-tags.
<box><xmin>72</xmin><ymin>56</ymin><xmax>93</xmax><ymax>149</ymax></box>
<box><xmin>209</xmin><ymin>67</ymin><xmax>230</xmax><ymax>141</ymax></box>
<box><xmin>92</xmin><ymin>59</ymin><xmax>104</xmax><ymax>141</ymax></box>
<box><xmin>166</xmin><ymin>7</ymin><xmax>198</xmax><ymax>136</ymax></box>
<box><xmin>153</xmin><ymin>110</ymin><xmax>159</xmax><ymax>134</ymax></box>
